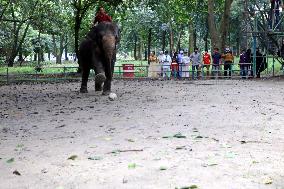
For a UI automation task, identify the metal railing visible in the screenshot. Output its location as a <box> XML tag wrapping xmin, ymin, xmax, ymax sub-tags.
<box><xmin>0</xmin><ymin>63</ymin><xmax>283</xmax><ymax>85</ymax></box>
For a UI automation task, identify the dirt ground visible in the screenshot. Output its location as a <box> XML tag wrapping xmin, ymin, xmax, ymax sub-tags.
<box><xmin>0</xmin><ymin>79</ymin><xmax>284</xmax><ymax>189</ymax></box>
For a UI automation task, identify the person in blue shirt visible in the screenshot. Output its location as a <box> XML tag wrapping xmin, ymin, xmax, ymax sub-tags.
<box><xmin>211</xmin><ymin>47</ymin><xmax>222</xmax><ymax>78</ymax></box>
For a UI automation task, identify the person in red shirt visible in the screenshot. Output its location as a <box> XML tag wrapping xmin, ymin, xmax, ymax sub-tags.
<box><xmin>202</xmin><ymin>50</ymin><xmax>211</xmax><ymax>78</ymax></box>
<box><xmin>93</xmin><ymin>7</ymin><xmax>112</xmax><ymax>26</ymax></box>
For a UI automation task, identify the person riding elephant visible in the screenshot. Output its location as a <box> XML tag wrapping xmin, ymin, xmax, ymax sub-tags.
<box><xmin>79</xmin><ymin>22</ymin><xmax>120</xmax><ymax>95</ymax></box>
<box><xmin>93</xmin><ymin>7</ymin><xmax>112</xmax><ymax>26</ymax></box>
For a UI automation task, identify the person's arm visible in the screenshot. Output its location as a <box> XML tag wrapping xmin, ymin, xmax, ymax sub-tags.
<box><xmin>106</xmin><ymin>14</ymin><xmax>112</xmax><ymax>22</ymax></box>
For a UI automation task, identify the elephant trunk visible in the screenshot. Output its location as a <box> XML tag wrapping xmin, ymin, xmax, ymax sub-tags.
<box><xmin>101</xmin><ymin>34</ymin><xmax>116</xmax><ymax>63</ymax></box>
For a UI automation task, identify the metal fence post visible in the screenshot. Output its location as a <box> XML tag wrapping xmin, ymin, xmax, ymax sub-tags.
<box><xmin>63</xmin><ymin>66</ymin><xmax>66</xmax><ymax>79</ymax></box>
<box><xmin>6</xmin><ymin>67</ymin><xmax>9</xmax><ymax>85</ymax></box>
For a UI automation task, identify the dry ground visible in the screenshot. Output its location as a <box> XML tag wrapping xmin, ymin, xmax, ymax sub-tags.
<box><xmin>0</xmin><ymin>79</ymin><xmax>284</xmax><ymax>189</ymax></box>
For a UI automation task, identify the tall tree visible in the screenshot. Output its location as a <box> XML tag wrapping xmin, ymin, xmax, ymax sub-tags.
<box><xmin>208</xmin><ymin>0</ymin><xmax>234</xmax><ymax>51</ymax></box>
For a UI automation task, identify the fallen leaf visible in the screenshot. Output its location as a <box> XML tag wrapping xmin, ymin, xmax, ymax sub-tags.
<box><xmin>195</xmin><ymin>136</ymin><xmax>203</xmax><ymax>139</ymax></box>
<box><xmin>128</xmin><ymin>163</ymin><xmax>136</xmax><ymax>169</ymax></box>
<box><xmin>13</xmin><ymin>170</ymin><xmax>21</xmax><ymax>176</ymax></box>
<box><xmin>225</xmin><ymin>152</ymin><xmax>237</xmax><ymax>158</ymax></box>
<box><xmin>6</xmin><ymin>158</ymin><xmax>14</xmax><ymax>163</ymax></box>
<box><xmin>173</xmin><ymin>133</ymin><xmax>186</xmax><ymax>138</ymax></box>
<box><xmin>67</xmin><ymin>155</ymin><xmax>78</xmax><ymax>160</ymax></box>
<box><xmin>263</xmin><ymin>177</ymin><xmax>273</xmax><ymax>185</ymax></box>
<box><xmin>104</xmin><ymin>137</ymin><xmax>112</xmax><ymax>141</ymax></box>
<box><xmin>176</xmin><ymin>146</ymin><xmax>186</xmax><ymax>150</ymax></box>
<box><xmin>126</xmin><ymin>139</ymin><xmax>135</xmax><ymax>142</ymax></box>
<box><xmin>159</xmin><ymin>166</ymin><xmax>167</xmax><ymax>170</ymax></box>
<box><xmin>176</xmin><ymin>185</ymin><xmax>198</xmax><ymax>189</ymax></box>
<box><xmin>88</xmin><ymin>156</ymin><xmax>103</xmax><ymax>160</ymax></box>
<box><xmin>162</xmin><ymin>135</ymin><xmax>173</xmax><ymax>139</ymax></box>
<box><xmin>16</xmin><ymin>144</ymin><xmax>24</xmax><ymax>148</ymax></box>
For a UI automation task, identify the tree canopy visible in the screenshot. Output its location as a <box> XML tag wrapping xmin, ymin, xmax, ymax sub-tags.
<box><xmin>0</xmin><ymin>0</ymin><xmax>278</xmax><ymax>66</ymax></box>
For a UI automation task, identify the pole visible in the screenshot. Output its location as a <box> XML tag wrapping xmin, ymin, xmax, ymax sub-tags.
<box><xmin>253</xmin><ymin>16</ymin><xmax>257</xmax><ymax>78</ymax></box>
<box><xmin>6</xmin><ymin>67</ymin><xmax>9</xmax><ymax>85</ymax></box>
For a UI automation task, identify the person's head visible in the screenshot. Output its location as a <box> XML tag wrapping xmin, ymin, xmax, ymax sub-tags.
<box><xmin>194</xmin><ymin>47</ymin><xmax>198</xmax><ymax>53</ymax></box>
<box><xmin>98</xmin><ymin>7</ymin><xmax>105</xmax><ymax>14</ymax></box>
<box><xmin>214</xmin><ymin>47</ymin><xmax>219</xmax><ymax>53</ymax></box>
<box><xmin>165</xmin><ymin>50</ymin><xmax>169</xmax><ymax>55</ymax></box>
<box><xmin>159</xmin><ymin>51</ymin><xmax>163</xmax><ymax>55</ymax></box>
<box><xmin>179</xmin><ymin>50</ymin><xmax>183</xmax><ymax>54</ymax></box>
<box><xmin>205</xmin><ymin>49</ymin><xmax>208</xmax><ymax>53</ymax></box>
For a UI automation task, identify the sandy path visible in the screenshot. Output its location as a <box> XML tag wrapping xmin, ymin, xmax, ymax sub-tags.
<box><xmin>0</xmin><ymin>79</ymin><xmax>284</xmax><ymax>189</ymax></box>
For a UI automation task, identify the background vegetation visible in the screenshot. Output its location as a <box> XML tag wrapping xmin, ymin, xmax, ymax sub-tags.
<box><xmin>0</xmin><ymin>0</ymin><xmax>283</xmax><ymax>74</ymax></box>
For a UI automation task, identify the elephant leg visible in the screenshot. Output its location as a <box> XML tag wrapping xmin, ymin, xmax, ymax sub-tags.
<box><xmin>102</xmin><ymin>63</ymin><xmax>112</xmax><ymax>95</ymax></box>
<box><xmin>80</xmin><ymin>68</ymin><xmax>90</xmax><ymax>93</ymax></box>
<box><xmin>94</xmin><ymin>58</ymin><xmax>106</xmax><ymax>91</ymax></box>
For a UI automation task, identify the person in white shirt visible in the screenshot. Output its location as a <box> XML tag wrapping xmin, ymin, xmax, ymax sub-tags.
<box><xmin>181</xmin><ymin>50</ymin><xmax>190</xmax><ymax>78</ymax></box>
<box><xmin>162</xmin><ymin>50</ymin><xmax>172</xmax><ymax>79</ymax></box>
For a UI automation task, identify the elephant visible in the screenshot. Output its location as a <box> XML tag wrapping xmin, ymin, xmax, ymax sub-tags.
<box><xmin>79</xmin><ymin>22</ymin><xmax>119</xmax><ymax>95</ymax></box>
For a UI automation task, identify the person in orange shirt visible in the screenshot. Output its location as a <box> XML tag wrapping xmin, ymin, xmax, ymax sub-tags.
<box><xmin>202</xmin><ymin>50</ymin><xmax>211</xmax><ymax>78</ymax></box>
<box><xmin>222</xmin><ymin>48</ymin><xmax>234</xmax><ymax>78</ymax></box>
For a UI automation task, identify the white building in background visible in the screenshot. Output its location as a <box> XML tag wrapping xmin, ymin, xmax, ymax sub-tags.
<box><xmin>18</xmin><ymin>51</ymin><xmax>77</xmax><ymax>63</ymax></box>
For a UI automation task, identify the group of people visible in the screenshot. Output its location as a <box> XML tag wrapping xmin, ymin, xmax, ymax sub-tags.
<box><xmin>148</xmin><ymin>47</ymin><xmax>267</xmax><ymax>79</ymax></box>
<box><xmin>148</xmin><ymin>47</ymin><xmax>234</xmax><ymax>79</ymax></box>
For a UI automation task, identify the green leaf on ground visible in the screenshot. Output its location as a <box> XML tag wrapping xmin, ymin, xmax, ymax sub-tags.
<box><xmin>173</xmin><ymin>133</ymin><xmax>186</xmax><ymax>138</ymax></box>
<box><xmin>194</xmin><ymin>136</ymin><xmax>203</xmax><ymax>139</ymax></box>
<box><xmin>225</xmin><ymin>152</ymin><xmax>237</xmax><ymax>158</ymax></box>
<box><xmin>192</xmin><ymin>128</ymin><xmax>199</xmax><ymax>132</ymax></box>
<box><xmin>126</xmin><ymin>139</ymin><xmax>135</xmax><ymax>142</ymax></box>
<box><xmin>128</xmin><ymin>163</ymin><xmax>136</xmax><ymax>169</ymax></box>
<box><xmin>159</xmin><ymin>166</ymin><xmax>167</xmax><ymax>170</ymax></box>
<box><xmin>111</xmin><ymin>150</ymin><xmax>120</xmax><ymax>154</ymax></box>
<box><xmin>67</xmin><ymin>155</ymin><xmax>78</xmax><ymax>160</ymax></box>
<box><xmin>176</xmin><ymin>146</ymin><xmax>186</xmax><ymax>150</ymax></box>
<box><xmin>6</xmin><ymin>158</ymin><xmax>14</xmax><ymax>163</ymax></box>
<box><xmin>176</xmin><ymin>185</ymin><xmax>199</xmax><ymax>189</ymax></box>
<box><xmin>16</xmin><ymin>144</ymin><xmax>24</xmax><ymax>148</ymax></box>
<box><xmin>88</xmin><ymin>156</ymin><xmax>103</xmax><ymax>160</ymax></box>
<box><xmin>162</xmin><ymin>135</ymin><xmax>173</xmax><ymax>139</ymax></box>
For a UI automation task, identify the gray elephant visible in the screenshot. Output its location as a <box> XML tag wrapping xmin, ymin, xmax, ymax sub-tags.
<box><xmin>79</xmin><ymin>22</ymin><xmax>119</xmax><ymax>95</ymax></box>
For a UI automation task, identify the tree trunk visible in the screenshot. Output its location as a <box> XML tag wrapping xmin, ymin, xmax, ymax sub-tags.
<box><xmin>220</xmin><ymin>0</ymin><xmax>234</xmax><ymax>51</ymax></box>
<box><xmin>204</xmin><ymin>30</ymin><xmax>209</xmax><ymax>51</ymax></box>
<box><xmin>137</xmin><ymin>39</ymin><xmax>142</xmax><ymax>60</ymax></box>
<box><xmin>207</xmin><ymin>0</ymin><xmax>219</xmax><ymax>51</ymax></box>
<box><xmin>7</xmin><ymin>2</ymin><xmax>34</xmax><ymax>67</ymax></box>
<box><xmin>147</xmin><ymin>28</ymin><xmax>152</xmax><ymax>64</ymax></box>
<box><xmin>169</xmin><ymin>28</ymin><xmax>174</xmax><ymax>56</ymax></box>
<box><xmin>134</xmin><ymin>33</ymin><xmax>137</xmax><ymax>60</ymax></box>
<box><xmin>74</xmin><ymin>11</ymin><xmax>81</xmax><ymax>68</ymax></box>
<box><xmin>208</xmin><ymin>0</ymin><xmax>234</xmax><ymax>51</ymax></box>
<box><xmin>176</xmin><ymin>30</ymin><xmax>182</xmax><ymax>53</ymax></box>
<box><xmin>162</xmin><ymin>30</ymin><xmax>166</xmax><ymax>52</ymax></box>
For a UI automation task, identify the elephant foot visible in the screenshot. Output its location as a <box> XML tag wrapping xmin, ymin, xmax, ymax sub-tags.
<box><xmin>102</xmin><ymin>90</ymin><xmax>111</xmax><ymax>96</ymax></box>
<box><xmin>95</xmin><ymin>85</ymin><xmax>103</xmax><ymax>91</ymax></box>
<box><xmin>80</xmin><ymin>86</ymin><xmax>88</xmax><ymax>93</ymax></box>
<box><xmin>95</xmin><ymin>73</ymin><xmax>106</xmax><ymax>85</ymax></box>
